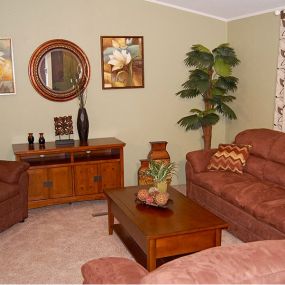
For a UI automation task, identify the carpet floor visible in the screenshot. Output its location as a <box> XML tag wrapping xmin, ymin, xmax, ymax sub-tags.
<box><xmin>0</xmin><ymin>186</ymin><xmax>242</xmax><ymax>284</ymax></box>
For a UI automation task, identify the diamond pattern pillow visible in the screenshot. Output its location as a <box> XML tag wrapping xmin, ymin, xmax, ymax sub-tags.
<box><xmin>207</xmin><ymin>144</ymin><xmax>251</xmax><ymax>174</ymax></box>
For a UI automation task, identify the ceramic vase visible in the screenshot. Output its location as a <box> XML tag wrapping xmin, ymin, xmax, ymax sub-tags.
<box><xmin>28</xmin><ymin>133</ymin><xmax>34</xmax><ymax>144</ymax></box>
<box><xmin>77</xmin><ymin>107</ymin><xmax>89</xmax><ymax>144</ymax></box>
<box><xmin>147</xmin><ymin>141</ymin><xmax>170</xmax><ymax>163</ymax></box>
<box><xmin>39</xmin><ymin>133</ymin><xmax>45</xmax><ymax>144</ymax></box>
<box><xmin>138</xmin><ymin>159</ymin><xmax>153</xmax><ymax>186</ymax></box>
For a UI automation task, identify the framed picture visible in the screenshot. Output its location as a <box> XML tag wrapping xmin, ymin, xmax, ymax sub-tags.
<box><xmin>101</xmin><ymin>36</ymin><xmax>144</xmax><ymax>89</ymax></box>
<box><xmin>0</xmin><ymin>38</ymin><xmax>16</xmax><ymax>95</ymax></box>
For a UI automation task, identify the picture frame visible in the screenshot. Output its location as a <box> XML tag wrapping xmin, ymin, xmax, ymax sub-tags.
<box><xmin>101</xmin><ymin>36</ymin><xmax>144</xmax><ymax>89</ymax></box>
<box><xmin>0</xmin><ymin>38</ymin><xmax>16</xmax><ymax>95</ymax></box>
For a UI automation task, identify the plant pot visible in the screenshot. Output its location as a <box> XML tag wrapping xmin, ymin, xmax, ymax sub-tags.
<box><xmin>156</xmin><ymin>181</ymin><xmax>168</xmax><ymax>193</ymax></box>
<box><xmin>77</xmin><ymin>107</ymin><xmax>89</xmax><ymax>144</ymax></box>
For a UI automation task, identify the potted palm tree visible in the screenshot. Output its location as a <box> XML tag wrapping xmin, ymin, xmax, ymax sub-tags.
<box><xmin>176</xmin><ymin>43</ymin><xmax>240</xmax><ymax>149</ymax></box>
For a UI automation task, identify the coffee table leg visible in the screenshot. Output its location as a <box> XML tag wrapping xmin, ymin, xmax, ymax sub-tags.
<box><xmin>215</xmin><ymin>229</ymin><xmax>222</xmax><ymax>246</ymax></box>
<box><xmin>107</xmin><ymin>198</ymin><xmax>114</xmax><ymax>235</ymax></box>
<box><xmin>147</xmin><ymin>239</ymin><xmax>156</xmax><ymax>271</ymax></box>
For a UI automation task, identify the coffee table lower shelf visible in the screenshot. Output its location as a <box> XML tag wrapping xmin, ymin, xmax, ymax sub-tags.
<box><xmin>113</xmin><ymin>224</ymin><xmax>187</xmax><ymax>269</ymax></box>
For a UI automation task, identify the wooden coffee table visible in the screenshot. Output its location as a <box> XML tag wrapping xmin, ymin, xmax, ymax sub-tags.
<box><xmin>104</xmin><ymin>186</ymin><xmax>228</xmax><ymax>271</ymax></box>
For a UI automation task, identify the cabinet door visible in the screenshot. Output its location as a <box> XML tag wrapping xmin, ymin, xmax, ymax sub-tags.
<box><xmin>74</xmin><ymin>164</ymin><xmax>100</xmax><ymax>195</ymax></box>
<box><xmin>28</xmin><ymin>168</ymin><xmax>49</xmax><ymax>201</ymax></box>
<box><xmin>101</xmin><ymin>161</ymin><xmax>121</xmax><ymax>190</ymax></box>
<box><xmin>48</xmin><ymin>166</ymin><xmax>73</xmax><ymax>199</ymax></box>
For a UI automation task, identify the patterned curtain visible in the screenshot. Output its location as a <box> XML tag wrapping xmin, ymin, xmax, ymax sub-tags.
<box><xmin>274</xmin><ymin>11</ymin><xmax>285</xmax><ymax>131</ymax></box>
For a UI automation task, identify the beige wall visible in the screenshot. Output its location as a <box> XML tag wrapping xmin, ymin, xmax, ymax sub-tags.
<box><xmin>0</xmin><ymin>0</ymin><xmax>227</xmax><ymax>185</ymax></box>
<box><xmin>226</xmin><ymin>13</ymin><xmax>280</xmax><ymax>142</ymax></box>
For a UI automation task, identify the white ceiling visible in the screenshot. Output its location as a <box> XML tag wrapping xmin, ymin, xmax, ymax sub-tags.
<box><xmin>145</xmin><ymin>0</ymin><xmax>285</xmax><ymax>21</ymax></box>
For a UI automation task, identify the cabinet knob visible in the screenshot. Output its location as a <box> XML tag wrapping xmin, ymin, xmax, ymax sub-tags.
<box><xmin>43</xmin><ymin>180</ymin><xmax>53</xmax><ymax>188</ymax></box>
<box><xmin>93</xmin><ymin>176</ymin><xmax>102</xmax><ymax>182</ymax></box>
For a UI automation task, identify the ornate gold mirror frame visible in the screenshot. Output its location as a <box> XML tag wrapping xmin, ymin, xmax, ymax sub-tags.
<box><xmin>29</xmin><ymin>39</ymin><xmax>90</xmax><ymax>102</ymax></box>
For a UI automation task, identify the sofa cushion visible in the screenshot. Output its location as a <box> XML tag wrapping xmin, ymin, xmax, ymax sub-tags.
<box><xmin>254</xmin><ymin>196</ymin><xmax>285</xmax><ymax>233</ymax></box>
<box><xmin>0</xmin><ymin>182</ymin><xmax>19</xmax><ymax>203</ymax></box>
<box><xmin>263</xmin><ymin>161</ymin><xmax>285</xmax><ymax>187</ymax></box>
<box><xmin>221</xmin><ymin>182</ymin><xmax>285</xmax><ymax>233</ymax></box>
<box><xmin>243</xmin><ymin>155</ymin><xmax>266</xmax><ymax>180</ymax></box>
<box><xmin>235</xmin><ymin>128</ymin><xmax>283</xmax><ymax>159</ymax></box>
<box><xmin>191</xmin><ymin>171</ymin><xmax>256</xmax><ymax>196</ymax></box>
<box><xmin>207</xmin><ymin>144</ymin><xmax>251</xmax><ymax>174</ymax></box>
<box><xmin>81</xmin><ymin>257</ymin><xmax>148</xmax><ymax>284</ymax></box>
<box><xmin>268</xmin><ymin>134</ymin><xmax>285</xmax><ymax>165</ymax></box>
<box><xmin>141</xmin><ymin>240</ymin><xmax>285</xmax><ymax>284</ymax></box>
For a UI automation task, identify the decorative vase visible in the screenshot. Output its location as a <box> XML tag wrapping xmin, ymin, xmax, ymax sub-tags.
<box><xmin>138</xmin><ymin>159</ymin><xmax>153</xmax><ymax>186</ymax></box>
<box><xmin>28</xmin><ymin>133</ymin><xmax>34</xmax><ymax>144</ymax></box>
<box><xmin>38</xmin><ymin>133</ymin><xmax>45</xmax><ymax>145</ymax></box>
<box><xmin>147</xmin><ymin>141</ymin><xmax>170</xmax><ymax>163</ymax></box>
<box><xmin>77</xmin><ymin>107</ymin><xmax>89</xmax><ymax>144</ymax></box>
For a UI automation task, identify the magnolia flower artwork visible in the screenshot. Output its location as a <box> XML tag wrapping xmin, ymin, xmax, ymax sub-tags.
<box><xmin>0</xmin><ymin>38</ymin><xmax>16</xmax><ymax>95</ymax></box>
<box><xmin>101</xmin><ymin>36</ymin><xmax>144</xmax><ymax>89</ymax></box>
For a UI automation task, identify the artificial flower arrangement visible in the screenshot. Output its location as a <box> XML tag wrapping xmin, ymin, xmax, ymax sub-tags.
<box><xmin>136</xmin><ymin>160</ymin><xmax>176</xmax><ymax>207</ymax></box>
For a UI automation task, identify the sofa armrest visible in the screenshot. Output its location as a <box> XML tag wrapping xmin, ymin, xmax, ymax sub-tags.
<box><xmin>0</xmin><ymin>160</ymin><xmax>29</xmax><ymax>184</ymax></box>
<box><xmin>186</xmin><ymin>149</ymin><xmax>217</xmax><ymax>173</ymax></box>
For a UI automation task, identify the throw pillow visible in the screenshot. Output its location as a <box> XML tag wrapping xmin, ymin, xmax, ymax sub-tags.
<box><xmin>207</xmin><ymin>144</ymin><xmax>251</xmax><ymax>174</ymax></box>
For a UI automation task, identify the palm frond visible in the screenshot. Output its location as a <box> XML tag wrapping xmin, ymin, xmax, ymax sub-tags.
<box><xmin>215</xmin><ymin>102</ymin><xmax>237</xmax><ymax>119</ymax></box>
<box><xmin>214</xmin><ymin>58</ymin><xmax>232</xmax><ymax>77</ymax></box>
<box><xmin>187</xmin><ymin>69</ymin><xmax>210</xmax><ymax>93</ymax></box>
<box><xmin>178</xmin><ymin>109</ymin><xmax>220</xmax><ymax>130</ymax></box>
<box><xmin>176</xmin><ymin>88</ymin><xmax>200</xmax><ymax>98</ymax></box>
<box><xmin>200</xmin><ymin>113</ymin><xmax>220</xmax><ymax>126</ymax></box>
<box><xmin>184</xmin><ymin>44</ymin><xmax>214</xmax><ymax>69</ymax></box>
<box><xmin>210</xmin><ymin>94</ymin><xmax>236</xmax><ymax>104</ymax></box>
<box><xmin>177</xmin><ymin>114</ymin><xmax>202</xmax><ymax>130</ymax></box>
<box><xmin>214</xmin><ymin>76</ymin><xmax>238</xmax><ymax>92</ymax></box>
<box><xmin>212</xmin><ymin>43</ymin><xmax>240</xmax><ymax>67</ymax></box>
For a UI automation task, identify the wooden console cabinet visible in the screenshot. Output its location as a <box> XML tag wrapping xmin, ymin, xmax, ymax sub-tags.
<box><xmin>13</xmin><ymin>137</ymin><xmax>125</xmax><ymax>209</ymax></box>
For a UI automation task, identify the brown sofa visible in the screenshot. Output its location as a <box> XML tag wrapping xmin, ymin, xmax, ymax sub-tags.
<box><xmin>81</xmin><ymin>240</ymin><xmax>285</xmax><ymax>283</ymax></box>
<box><xmin>0</xmin><ymin>160</ymin><xmax>29</xmax><ymax>232</ymax></box>
<box><xmin>186</xmin><ymin>128</ymin><xmax>285</xmax><ymax>242</ymax></box>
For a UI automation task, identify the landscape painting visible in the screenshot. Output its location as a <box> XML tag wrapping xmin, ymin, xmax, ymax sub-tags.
<box><xmin>0</xmin><ymin>38</ymin><xmax>16</xmax><ymax>95</ymax></box>
<box><xmin>101</xmin><ymin>36</ymin><xmax>144</xmax><ymax>89</ymax></box>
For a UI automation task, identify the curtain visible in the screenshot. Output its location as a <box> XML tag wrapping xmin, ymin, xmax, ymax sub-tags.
<box><xmin>274</xmin><ymin>11</ymin><xmax>285</xmax><ymax>131</ymax></box>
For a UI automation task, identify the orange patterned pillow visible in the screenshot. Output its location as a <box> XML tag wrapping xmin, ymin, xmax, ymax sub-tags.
<box><xmin>207</xmin><ymin>144</ymin><xmax>251</xmax><ymax>174</ymax></box>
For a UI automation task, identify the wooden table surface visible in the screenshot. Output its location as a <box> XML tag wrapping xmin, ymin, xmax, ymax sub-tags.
<box><xmin>104</xmin><ymin>186</ymin><xmax>228</xmax><ymax>271</ymax></box>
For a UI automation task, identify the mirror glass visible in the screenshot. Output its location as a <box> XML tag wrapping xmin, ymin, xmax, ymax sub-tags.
<box><xmin>29</xmin><ymin>39</ymin><xmax>90</xmax><ymax>102</ymax></box>
<box><xmin>38</xmin><ymin>49</ymin><xmax>82</xmax><ymax>92</ymax></box>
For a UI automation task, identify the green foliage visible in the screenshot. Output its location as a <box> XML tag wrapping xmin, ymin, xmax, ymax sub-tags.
<box><xmin>143</xmin><ymin>160</ymin><xmax>176</xmax><ymax>183</ymax></box>
<box><xmin>177</xmin><ymin>109</ymin><xmax>220</xmax><ymax>130</ymax></box>
<box><xmin>176</xmin><ymin>43</ymin><xmax>240</xmax><ymax>137</ymax></box>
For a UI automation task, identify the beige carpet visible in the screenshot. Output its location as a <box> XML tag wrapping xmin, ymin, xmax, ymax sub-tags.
<box><xmin>0</xmin><ymin>186</ymin><xmax>242</xmax><ymax>284</ymax></box>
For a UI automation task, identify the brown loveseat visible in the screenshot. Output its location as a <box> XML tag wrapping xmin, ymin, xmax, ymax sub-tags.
<box><xmin>0</xmin><ymin>160</ymin><xmax>29</xmax><ymax>232</ymax></box>
<box><xmin>186</xmin><ymin>128</ymin><xmax>285</xmax><ymax>242</ymax></box>
<box><xmin>81</xmin><ymin>240</ymin><xmax>285</xmax><ymax>283</ymax></box>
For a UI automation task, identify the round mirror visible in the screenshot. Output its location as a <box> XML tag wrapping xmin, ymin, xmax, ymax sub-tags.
<box><xmin>29</xmin><ymin>39</ymin><xmax>90</xmax><ymax>102</ymax></box>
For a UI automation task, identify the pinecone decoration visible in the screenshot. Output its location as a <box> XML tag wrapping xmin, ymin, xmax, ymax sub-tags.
<box><xmin>137</xmin><ymin>189</ymin><xmax>149</xmax><ymax>202</ymax></box>
<box><xmin>155</xmin><ymin>192</ymin><xmax>169</xmax><ymax>206</ymax></box>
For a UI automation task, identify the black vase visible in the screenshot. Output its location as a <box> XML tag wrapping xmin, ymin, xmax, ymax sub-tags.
<box><xmin>77</xmin><ymin>107</ymin><xmax>89</xmax><ymax>144</ymax></box>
